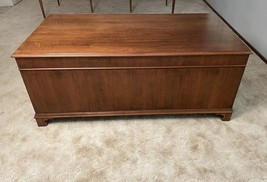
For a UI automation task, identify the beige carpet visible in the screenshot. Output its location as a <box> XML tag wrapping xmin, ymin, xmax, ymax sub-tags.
<box><xmin>0</xmin><ymin>6</ymin><xmax>11</xmax><ymax>15</ymax></box>
<box><xmin>0</xmin><ymin>0</ymin><xmax>267</xmax><ymax>181</ymax></box>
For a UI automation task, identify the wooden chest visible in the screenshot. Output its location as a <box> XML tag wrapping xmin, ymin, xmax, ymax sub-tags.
<box><xmin>12</xmin><ymin>14</ymin><xmax>251</xmax><ymax>126</ymax></box>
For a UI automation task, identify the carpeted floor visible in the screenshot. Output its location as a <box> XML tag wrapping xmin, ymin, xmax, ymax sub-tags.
<box><xmin>0</xmin><ymin>6</ymin><xmax>11</xmax><ymax>15</ymax></box>
<box><xmin>0</xmin><ymin>0</ymin><xmax>267</xmax><ymax>181</ymax></box>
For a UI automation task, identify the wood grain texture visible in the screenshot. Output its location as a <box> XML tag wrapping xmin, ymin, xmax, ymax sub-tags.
<box><xmin>34</xmin><ymin>109</ymin><xmax>233</xmax><ymax>126</ymax></box>
<box><xmin>13</xmin><ymin>14</ymin><xmax>251</xmax><ymax>126</ymax></box>
<box><xmin>19</xmin><ymin>59</ymin><xmax>246</xmax><ymax>114</ymax></box>
<box><xmin>16</xmin><ymin>56</ymin><xmax>248</xmax><ymax>68</ymax></box>
<box><xmin>12</xmin><ymin>14</ymin><xmax>251</xmax><ymax>58</ymax></box>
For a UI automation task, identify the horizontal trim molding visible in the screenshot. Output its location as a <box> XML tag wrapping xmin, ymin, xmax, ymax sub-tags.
<box><xmin>12</xmin><ymin>52</ymin><xmax>252</xmax><ymax>59</ymax></box>
<box><xmin>19</xmin><ymin>65</ymin><xmax>246</xmax><ymax>71</ymax></box>
<box><xmin>35</xmin><ymin>108</ymin><xmax>233</xmax><ymax>119</ymax></box>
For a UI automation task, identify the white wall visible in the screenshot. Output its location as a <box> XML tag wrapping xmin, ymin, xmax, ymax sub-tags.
<box><xmin>206</xmin><ymin>0</ymin><xmax>267</xmax><ymax>60</ymax></box>
<box><xmin>0</xmin><ymin>0</ymin><xmax>21</xmax><ymax>6</ymax></box>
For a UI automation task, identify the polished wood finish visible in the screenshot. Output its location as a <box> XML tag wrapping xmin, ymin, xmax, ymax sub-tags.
<box><xmin>221</xmin><ymin>113</ymin><xmax>232</xmax><ymax>121</ymax></box>
<box><xmin>13</xmin><ymin>14</ymin><xmax>250</xmax><ymax>58</ymax></box>
<box><xmin>12</xmin><ymin>14</ymin><xmax>251</xmax><ymax>126</ymax></box>
<box><xmin>36</xmin><ymin>118</ymin><xmax>49</xmax><ymax>127</ymax></box>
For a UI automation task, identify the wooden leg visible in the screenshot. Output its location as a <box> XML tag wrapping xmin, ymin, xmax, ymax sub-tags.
<box><xmin>89</xmin><ymin>0</ymin><xmax>94</xmax><ymax>13</ymax></box>
<box><xmin>36</xmin><ymin>118</ymin><xmax>49</xmax><ymax>127</ymax></box>
<box><xmin>39</xmin><ymin>0</ymin><xmax>46</xmax><ymax>18</ymax></box>
<box><xmin>129</xmin><ymin>0</ymin><xmax>132</xmax><ymax>13</ymax></box>
<box><xmin>166</xmin><ymin>0</ymin><xmax>168</xmax><ymax>6</ymax></box>
<box><xmin>221</xmin><ymin>113</ymin><xmax>232</xmax><ymax>121</ymax></box>
<box><xmin>57</xmin><ymin>0</ymin><xmax>60</xmax><ymax>6</ymax></box>
<box><xmin>172</xmin><ymin>0</ymin><xmax>175</xmax><ymax>14</ymax></box>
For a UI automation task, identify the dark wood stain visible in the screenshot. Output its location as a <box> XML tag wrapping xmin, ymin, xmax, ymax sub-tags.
<box><xmin>12</xmin><ymin>14</ymin><xmax>251</xmax><ymax>126</ymax></box>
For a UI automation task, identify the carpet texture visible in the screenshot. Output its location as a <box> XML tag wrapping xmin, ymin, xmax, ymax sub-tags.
<box><xmin>0</xmin><ymin>6</ymin><xmax>11</xmax><ymax>15</ymax></box>
<box><xmin>0</xmin><ymin>0</ymin><xmax>267</xmax><ymax>181</ymax></box>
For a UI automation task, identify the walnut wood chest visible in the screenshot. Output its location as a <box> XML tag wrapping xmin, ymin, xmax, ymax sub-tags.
<box><xmin>12</xmin><ymin>14</ymin><xmax>251</xmax><ymax>126</ymax></box>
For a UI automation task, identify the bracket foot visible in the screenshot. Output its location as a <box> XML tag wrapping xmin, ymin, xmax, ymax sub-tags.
<box><xmin>36</xmin><ymin>118</ymin><xmax>49</xmax><ymax>127</ymax></box>
<box><xmin>221</xmin><ymin>113</ymin><xmax>232</xmax><ymax>121</ymax></box>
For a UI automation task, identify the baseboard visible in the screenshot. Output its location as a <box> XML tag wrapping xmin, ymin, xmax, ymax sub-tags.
<box><xmin>203</xmin><ymin>0</ymin><xmax>267</xmax><ymax>64</ymax></box>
